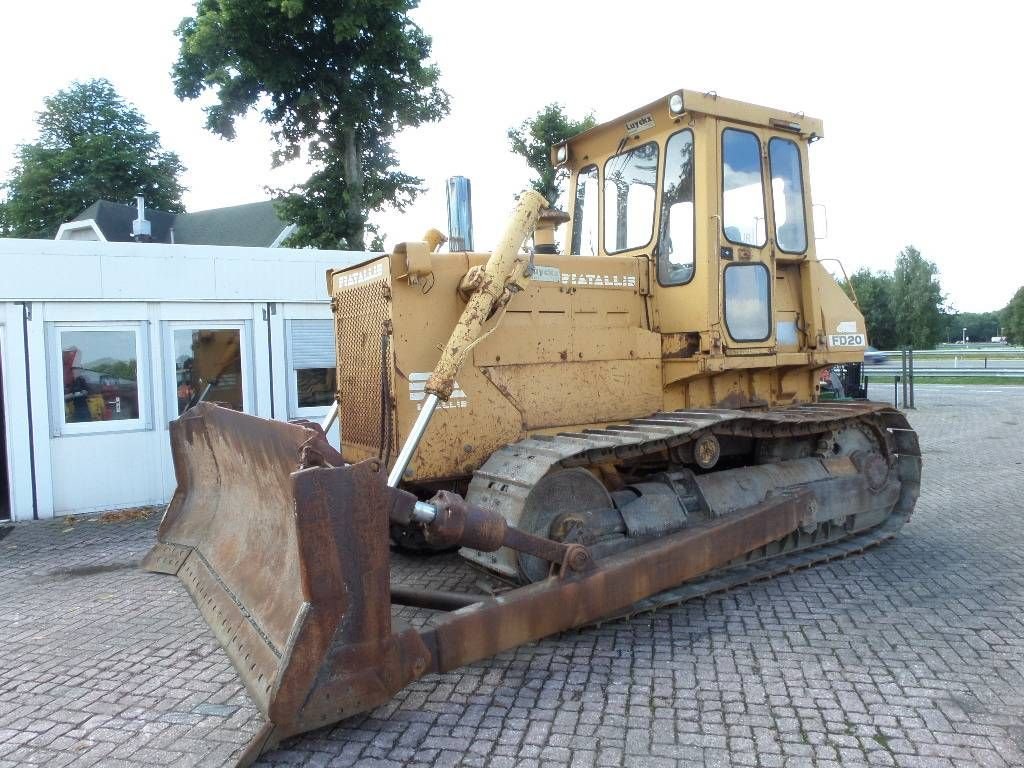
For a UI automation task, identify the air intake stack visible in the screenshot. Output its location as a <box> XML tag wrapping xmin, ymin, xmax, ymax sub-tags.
<box><xmin>446</xmin><ymin>176</ymin><xmax>474</xmax><ymax>252</ymax></box>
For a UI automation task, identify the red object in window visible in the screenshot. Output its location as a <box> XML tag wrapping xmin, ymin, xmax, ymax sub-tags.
<box><xmin>62</xmin><ymin>348</ymin><xmax>79</xmax><ymax>392</ymax></box>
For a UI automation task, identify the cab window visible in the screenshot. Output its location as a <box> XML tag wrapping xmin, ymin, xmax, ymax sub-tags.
<box><xmin>724</xmin><ymin>263</ymin><xmax>771</xmax><ymax>342</ymax></box>
<box><xmin>722</xmin><ymin>128</ymin><xmax>766</xmax><ymax>247</ymax></box>
<box><xmin>658</xmin><ymin>129</ymin><xmax>695</xmax><ymax>285</ymax></box>
<box><xmin>768</xmin><ymin>138</ymin><xmax>807</xmax><ymax>253</ymax></box>
<box><xmin>604</xmin><ymin>141</ymin><xmax>658</xmax><ymax>253</ymax></box>
<box><xmin>570</xmin><ymin>165</ymin><xmax>599</xmax><ymax>255</ymax></box>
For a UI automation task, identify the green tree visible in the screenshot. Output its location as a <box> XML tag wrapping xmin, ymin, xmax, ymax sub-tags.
<box><xmin>0</xmin><ymin>195</ymin><xmax>11</xmax><ymax>237</ymax></box>
<box><xmin>173</xmin><ymin>0</ymin><xmax>449</xmax><ymax>250</ymax></box>
<box><xmin>846</xmin><ymin>268</ymin><xmax>897</xmax><ymax>349</ymax></box>
<box><xmin>1004</xmin><ymin>287</ymin><xmax>1024</xmax><ymax>345</ymax></box>
<box><xmin>843</xmin><ymin>245</ymin><xmax>946</xmax><ymax>349</ymax></box>
<box><xmin>891</xmin><ymin>245</ymin><xmax>946</xmax><ymax>348</ymax></box>
<box><xmin>508</xmin><ymin>103</ymin><xmax>596</xmax><ymax>207</ymax></box>
<box><xmin>1</xmin><ymin>79</ymin><xmax>186</xmax><ymax>238</ymax></box>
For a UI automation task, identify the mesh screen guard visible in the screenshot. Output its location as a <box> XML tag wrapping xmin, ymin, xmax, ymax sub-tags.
<box><xmin>333</xmin><ymin>259</ymin><xmax>395</xmax><ymax>459</ymax></box>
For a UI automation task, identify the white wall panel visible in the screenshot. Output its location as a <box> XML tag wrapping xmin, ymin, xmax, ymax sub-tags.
<box><xmin>49</xmin><ymin>429</ymin><xmax>167</xmax><ymax>514</ymax></box>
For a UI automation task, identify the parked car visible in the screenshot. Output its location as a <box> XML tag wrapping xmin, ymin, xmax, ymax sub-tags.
<box><xmin>864</xmin><ymin>346</ymin><xmax>887</xmax><ymax>364</ymax></box>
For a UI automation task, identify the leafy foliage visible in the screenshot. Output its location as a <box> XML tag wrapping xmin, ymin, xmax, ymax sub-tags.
<box><xmin>0</xmin><ymin>198</ymin><xmax>11</xmax><ymax>237</ymax></box>
<box><xmin>1</xmin><ymin>79</ymin><xmax>185</xmax><ymax>238</ymax></box>
<box><xmin>891</xmin><ymin>245</ymin><xmax>946</xmax><ymax>349</ymax></box>
<box><xmin>1004</xmin><ymin>287</ymin><xmax>1024</xmax><ymax>345</ymax></box>
<box><xmin>847</xmin><ymin>268</ymin><xmax>897</xmax><ymax>349</ymax></box>
<box><xmin>508</xmin><ymin>103</ymin><xmax>596</xmax><ymax>207</ymax></box>
<box><xmin>173</xmin><ymin>0</ymin><xmax>449</xmax><ymax>250</ymax></box>
<box><xmin>843</xmin><ymin>245</ymin><xmax>946</xmax><ymax>349</ymax></box>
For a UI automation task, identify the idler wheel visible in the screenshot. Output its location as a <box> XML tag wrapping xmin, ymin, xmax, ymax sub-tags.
<box><xmin>518</xmin><ymin>468</ymin><xmax>614</xmax><ymax>583</ymax></box>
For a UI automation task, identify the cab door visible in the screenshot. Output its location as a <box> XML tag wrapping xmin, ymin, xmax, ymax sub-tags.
<box><xmin>716</xmin><ymin>122</ymin><xmax>775</xmax><ymax>354</ymax></box>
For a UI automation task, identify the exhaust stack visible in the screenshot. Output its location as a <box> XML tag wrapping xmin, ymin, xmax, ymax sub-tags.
<box><xmin>446</xmin><ymin>176</ymin><xmax>473</xmax><ymax>252</ymax></box>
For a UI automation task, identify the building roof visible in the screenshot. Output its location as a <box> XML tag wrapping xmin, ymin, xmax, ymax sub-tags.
<box><xmin>68</xmin><ymin>199</ymin><xmax>290</xmax><ymax>247</ymax></box>
<box><xmin>171</xmin><ymin>201</ymin><xmax>290</xmax><ymax>248</ymax></box>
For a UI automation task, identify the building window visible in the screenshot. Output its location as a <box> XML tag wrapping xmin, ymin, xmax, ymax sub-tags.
<box><xmin>724</xmin><ymin>263</ymin><xmax>772</xmax><ymax>342</ymax></box>
<box><xmin>604</xmin><ymin>141</ymin><xmax>658</xmax><ymax>253</ymax></box>
<box><xmin>56</xmin><ymin>326</ymin><xmax>145</xmax><ymax>433</ymax></box>
<box><xmin>296</xmin><ymin>369</ymin><xmax>336</xmax><ymax>408</ymax></box>
<box><xmin>173</xmin><ymin>329</ymin><xmax>243</xmax><ymax>414</ymax></box>
<box><xmin>288</xmin><ymin>320</ymin><xmax>336</xmax><ymax>415</ymax></box>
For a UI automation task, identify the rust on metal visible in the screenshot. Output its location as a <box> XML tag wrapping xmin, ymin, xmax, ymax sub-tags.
<box><xmin>142</xmin><ymin>404</ymin><xmax>315</xmax><ymax>715</ymax></box>
<box><xmin>424</xmin><ymin>490</ymin><xmax>587</xmax><ymax>573</ymax></box>
<box><xmin>422</xmin><ymin>490</ymin><xmax>809</xmax><ymax>674</ymax></box>
<box><xmin>142</xmin><ymin>405</ymin><xmax>431</xmax><ymax>751</ymax></box>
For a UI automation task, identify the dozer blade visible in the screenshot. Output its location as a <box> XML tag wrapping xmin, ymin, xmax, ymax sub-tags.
<box><xmin>142</xmin><ymin>404</ymin><xmax>431</xmax><ymax>761</ymax></box>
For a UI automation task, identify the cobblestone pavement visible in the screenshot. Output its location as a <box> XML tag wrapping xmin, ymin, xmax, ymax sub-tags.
<box><xmin>3</xmin><ymin>386</ymin><xmax>1024</xmax><ymax>767</ymax></box>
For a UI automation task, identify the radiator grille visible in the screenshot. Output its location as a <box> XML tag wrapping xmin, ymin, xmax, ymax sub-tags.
<box><xmin>334</xmin><ymin>264</ymin><xmax>394</xmax><ymax>457</ymax></box>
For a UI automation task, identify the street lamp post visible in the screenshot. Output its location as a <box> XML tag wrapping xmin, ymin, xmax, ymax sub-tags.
<box><xmin>962</xmin><ymin>327</ymin><xmax>967</xmax><ymax>344</ymax></box>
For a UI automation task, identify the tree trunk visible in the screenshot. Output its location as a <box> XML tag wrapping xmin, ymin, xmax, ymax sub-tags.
<box><xmin>341</xmin><ymin>127</ymin><xmax>364</xmax><ymax>250</ymax></box>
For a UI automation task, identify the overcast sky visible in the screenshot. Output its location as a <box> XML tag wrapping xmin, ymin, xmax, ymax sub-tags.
<box><xmin>1</xmin><ymin>1</ymin><xmax>1020</xmax><ymax>312</ymax></box>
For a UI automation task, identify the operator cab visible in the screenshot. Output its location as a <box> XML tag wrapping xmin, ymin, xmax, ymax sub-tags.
<box><xmin>555</xmin><ymin>89</ymin><xmax>823</xmax><ymax>354</ymax></box>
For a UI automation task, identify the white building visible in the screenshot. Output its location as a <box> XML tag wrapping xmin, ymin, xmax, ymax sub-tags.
<box><xmin>0</xmin><ymin>238</ymin><xmax>367</xmax><ymax>522</ymax></box>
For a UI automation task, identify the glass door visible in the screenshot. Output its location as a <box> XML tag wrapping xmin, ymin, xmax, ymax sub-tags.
<box><xmin>718</xmin><ymin>123</ymin><xmax>775</xmax><ymax>352</ymax></box>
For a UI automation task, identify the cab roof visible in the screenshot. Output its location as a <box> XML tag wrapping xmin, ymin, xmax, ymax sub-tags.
<box><xmin>560</xmin><ymin>89</ymin><xmax>824</xmax><ymax>160</ymax></box>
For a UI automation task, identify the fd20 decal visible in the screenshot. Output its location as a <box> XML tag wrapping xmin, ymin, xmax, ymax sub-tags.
<box><xmin>829</xmin><ymin>333</ymin><xmax>865</xmax><ymax>348</ymax></box>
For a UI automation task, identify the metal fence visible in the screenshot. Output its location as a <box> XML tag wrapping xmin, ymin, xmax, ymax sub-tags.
<box><xmin>879</xmin><ymin>348</ymin><xmax>1024</xmax><ymax>356</ymax></box>
<box><xmin>871</xmin><ymin>368</ymin><xmax>1024</xmax><ymax>377</ymax></box>
<box><xmin>862</xmin><ymin>346</ymin><xmax>1024</xmax><ymax>409</ymax></box>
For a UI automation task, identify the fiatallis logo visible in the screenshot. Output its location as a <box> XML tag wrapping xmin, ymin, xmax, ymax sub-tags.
<box><xmin>561</xmin><ymin>273</ymin><xmax>637</xmax><ymax>288</ymax></box>
<box><xmin>336</xmin><ymin>262</ymin><xmax>384</xmax><ymax>289</ymax></box>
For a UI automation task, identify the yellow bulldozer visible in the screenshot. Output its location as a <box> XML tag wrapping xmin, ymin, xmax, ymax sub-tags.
<box><xmin>143</xmin><ymin>88</ymin><xmax>920</xmax><ymax>763</ymax></box>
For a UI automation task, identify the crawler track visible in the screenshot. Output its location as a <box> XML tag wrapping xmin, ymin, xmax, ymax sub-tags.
<box><xmin>465</xmin><ymin>402</ymin><xmax>921</xmax><ymax>613</ymax></box>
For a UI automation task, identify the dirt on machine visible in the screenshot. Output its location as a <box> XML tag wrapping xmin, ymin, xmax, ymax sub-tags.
<box><xmin>143</xmin><ymin>88</ymin><xmax>921</xmax><ymax>763</ymax></box>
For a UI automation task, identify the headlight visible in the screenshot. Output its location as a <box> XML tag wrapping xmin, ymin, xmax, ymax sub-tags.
<box><xmin>668</xmin><ymin>93</ymin><xmax>684</xmax><ymax>115</ymax></box>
